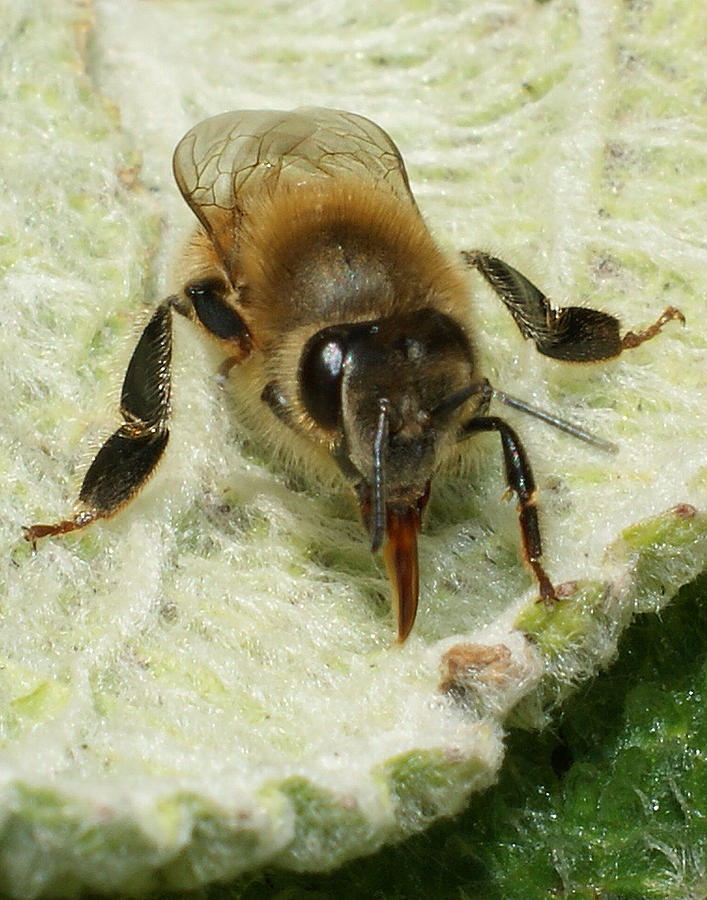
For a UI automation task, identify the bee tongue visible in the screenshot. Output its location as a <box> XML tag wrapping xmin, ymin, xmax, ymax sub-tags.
<box><xmin>383</xmin><ymin>504</ymin><xmax>423</xmax><ymax>643</ymax></box>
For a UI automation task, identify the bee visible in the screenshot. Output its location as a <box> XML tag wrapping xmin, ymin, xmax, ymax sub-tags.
<box><xmin>24</xmin><ymin>108</ymin><xmax>683</xmax><ymax>642</ymax></box>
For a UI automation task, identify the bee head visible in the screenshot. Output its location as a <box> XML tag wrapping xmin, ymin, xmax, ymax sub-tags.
<box><xmin>299</xmin><ymin>307</ymin><xmax>476</xmax><ymax>640</ymax></box>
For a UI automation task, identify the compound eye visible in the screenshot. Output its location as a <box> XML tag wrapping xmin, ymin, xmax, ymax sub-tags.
<box><xmin>299</xmin><ymin>329</ymin><xmax>347</xmax><ymax>430</ymax></box>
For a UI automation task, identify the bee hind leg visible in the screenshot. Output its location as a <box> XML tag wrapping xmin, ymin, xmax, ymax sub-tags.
<box><xmin>463</xmin><ymin>251</ymin><xmax>684</xmax><ymax>362</ymax></box>
<box><xmin>23</xmin><ymin>300</ymin><xmax>175</xmax><ymax>545</ymax></box>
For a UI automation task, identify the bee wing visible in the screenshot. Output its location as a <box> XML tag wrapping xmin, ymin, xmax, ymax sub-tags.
<box><xmin>172</xmin><ymin>108</ymin><xmax>416</xmax><ymax>264</ymax></box>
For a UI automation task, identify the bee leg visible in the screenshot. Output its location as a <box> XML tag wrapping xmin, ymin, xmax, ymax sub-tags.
<box><xmin>216</xmin><ymin>356</ymin><xmax>241</xmax><ymax>382</ymax></box>
<box><xmin>460</xmin><ymin>415</ymin><xmax>556</xmax><ymax>604</ymax></box>
<box><xmin>23</xmin><ymin>301</ymin><xmax>174</xmax><ymax>545</ymax></box>
<box><xmin>183</xmin><ymin>278</ymin><xmax>253</xmax><ymax>362</ymax></box>
<box><xmin>462</xmin><ymin>251</ymin><xmax>684</xmax><ymax>362</ymax></box>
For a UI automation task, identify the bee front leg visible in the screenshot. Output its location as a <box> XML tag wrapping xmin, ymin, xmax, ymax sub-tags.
<box><xmin>24</xmin><ymin>301</ymin><xmax>175</xmax><ymax>545</ymax></box>
<box><xmin>460</xmin><ymin>415</ymin><xmax>556</xmax><ymax>605</ymax></box>
<box><xmin>462</xmin><ymin>251</ymin><xmax>684</xmax><ymax>362</ymax></box>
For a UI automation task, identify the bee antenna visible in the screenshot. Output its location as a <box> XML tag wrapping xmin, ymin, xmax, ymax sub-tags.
<box><xmin>490</xmin><ymin>387</ymin><xmax>619</xmax><ymax>454</ymax></box>
<box><xmin>370</xmin><ymin>399</ymin><xmax>389</xmax><ymax>553</ymax></box>
<box><xmin>432</xmin><ymin>378</ymin><xmax>617</xmax><ymax>454</ymax></box>
<box><xmin>431</xmin><ymin>381</ymin><xmax>492</xmax><ymax>419</ymax></box>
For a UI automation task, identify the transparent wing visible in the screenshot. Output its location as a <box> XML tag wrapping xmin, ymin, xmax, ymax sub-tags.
<box><xmin>172</xmin><ymin>107</ymin><xmax>416</xmax><ymax>242</ymax></box>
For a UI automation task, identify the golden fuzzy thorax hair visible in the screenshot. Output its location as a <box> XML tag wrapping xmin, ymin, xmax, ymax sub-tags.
<box><xmin>234</xmin><ymin>177</ymin><xmax>472</xmax><ymax>340</ymax></box>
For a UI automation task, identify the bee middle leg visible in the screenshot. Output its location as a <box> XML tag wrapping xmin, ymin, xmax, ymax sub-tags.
<box><xmin>460</xmin><ymin>415</ymin><xmax>556</xmax><ymax>604</ymax></box>
<box><xmin>462</xmin><ymin>250</ymin><xmax>683</xmax><ymax>362</ymax></box>
<box><xmin>23</xmin><ymin>300</ymin><xmax>175</xmax><ymax>544</ymax></box>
